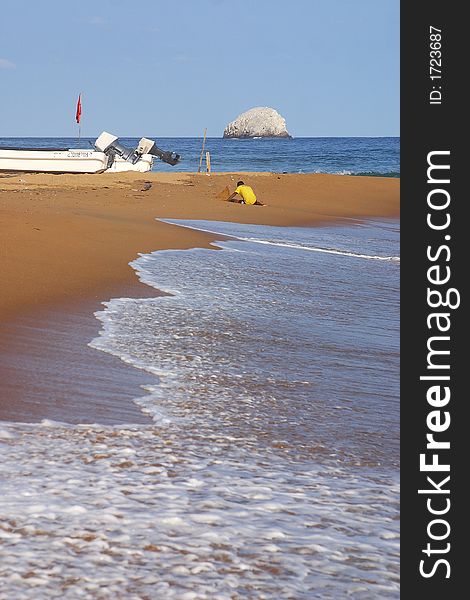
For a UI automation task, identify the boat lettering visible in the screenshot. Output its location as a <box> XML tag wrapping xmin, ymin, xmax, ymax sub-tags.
<box><xmin>66</xmin><ymin>151</ymin><xmax>92</xmax><ymax>158</ymax></box>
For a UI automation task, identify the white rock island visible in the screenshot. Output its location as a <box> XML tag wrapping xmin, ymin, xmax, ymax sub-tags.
<box><xmin>223</xmin><ymin>107</ymin><xmax>291</xmax><ymax>139</ymax></box>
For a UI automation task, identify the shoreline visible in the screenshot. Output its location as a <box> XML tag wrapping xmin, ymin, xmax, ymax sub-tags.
<box><xmin>0</xmin><ymin>172</ymin><xmax>399</xmax><ymax>423</ymax></box>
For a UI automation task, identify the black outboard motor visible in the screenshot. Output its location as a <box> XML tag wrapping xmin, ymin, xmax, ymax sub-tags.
<box><xmin>95</xmin><ymin>132</ymin><xmax>181</xmax><ymax>167</ymax></box>
<box><xmin>150</xmin><ymin>147</ymin><xmax>180</xmax><ymax>166</ymax></box>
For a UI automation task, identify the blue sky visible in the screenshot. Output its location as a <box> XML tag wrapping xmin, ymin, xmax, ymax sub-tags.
<box><xmin>0</xmin><ymin>0</ymin><xmax>399</xmax><ymax>137</ymax></box>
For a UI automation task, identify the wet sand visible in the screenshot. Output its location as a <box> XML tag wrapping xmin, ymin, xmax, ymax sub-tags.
<box><xmin>0</xmin><ymin>299</ymin><xmax>152</xmax><ymax>425</ymax></box>
<box><xmin>0</xmin><ymin>172</ymin><xmax>399</xmax><ymax>423</ymax></box>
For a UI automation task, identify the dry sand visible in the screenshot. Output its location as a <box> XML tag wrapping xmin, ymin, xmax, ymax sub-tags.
<box><xmin>0</xmin><ymin>171</ymin><xmax>399</xmax><ymax>422</ymax></box>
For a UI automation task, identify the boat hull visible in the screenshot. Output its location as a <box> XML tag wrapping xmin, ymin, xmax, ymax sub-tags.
<box><xmin>0</xmin><ymin>149</ymin><xmax>154</xmax><ymax>173</ymax></box>
<box><xmin>107</xmin><ymin>154</ymin><xmax>153</xmax><ymax>173</ymax></box>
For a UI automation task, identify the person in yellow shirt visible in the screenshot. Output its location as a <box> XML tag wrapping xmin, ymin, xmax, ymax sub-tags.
<box><xmin>227</xmin><ymin>181</ymin><xmax>265</xmax><ymax>205</ymax></box>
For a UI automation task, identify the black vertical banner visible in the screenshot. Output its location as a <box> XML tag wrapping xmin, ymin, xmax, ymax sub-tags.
<box><xmin>401</xmin><ymin>3</ymin><xmax>464</xmax><ymax>597</ymax></box>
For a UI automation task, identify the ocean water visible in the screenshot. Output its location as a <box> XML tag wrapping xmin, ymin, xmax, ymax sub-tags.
<box><xmin>0</xmin><ymin>218</ymin><xmax>400</xmax><ymax>598</ymax></box>
<box><xmin>0</xmin><ymin>136</ymin><xmax>399</xmax><ymax>176</ymax></box>
<box><xmin>92</xmin><ymin>218</ymin><xmax>400</xmax><ymax>470</ymax></box>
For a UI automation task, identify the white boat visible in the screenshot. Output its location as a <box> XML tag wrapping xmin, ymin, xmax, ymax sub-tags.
<box><xmin>0</xmin><ymin>132</ymin><xmax>180</xmax><ymax>174</ymax></box>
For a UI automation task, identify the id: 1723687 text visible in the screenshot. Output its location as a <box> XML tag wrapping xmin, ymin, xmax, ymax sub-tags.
<box><xmin>429</xmin><ymin>26</ymin><xmax>442</xmax><ymax>105</ymax></box>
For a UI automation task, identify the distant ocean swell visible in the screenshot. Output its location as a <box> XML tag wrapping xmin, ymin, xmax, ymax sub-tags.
<box><xmin>0</xmin><ymin>136</ymin><xmax>400</xmax><ymax>175</ymax></box>
<box><xmin>352</xmin><ymin>171</ymin><xmax>400</xmax><ymax>178</ymax></box>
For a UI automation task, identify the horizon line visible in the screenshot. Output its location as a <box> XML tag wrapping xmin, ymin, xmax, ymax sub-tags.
<box><xmin>0</xmin><ymin>134</ymin><xmax>401</xmax><ymax>139</ymax></box>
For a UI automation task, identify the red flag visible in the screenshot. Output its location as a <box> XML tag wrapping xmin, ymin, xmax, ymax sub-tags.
<box><xmin>75</xmin><ymin>94</ymin><xmax>82</xmax><ymax>124</ymax></box>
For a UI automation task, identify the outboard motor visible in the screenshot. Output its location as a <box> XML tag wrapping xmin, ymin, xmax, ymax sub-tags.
<box><xmin>137</xmin><ymin>138</ymin><xmax>181</xmax><ymax>167</ymax></box>
<box><xmin>95</xmin><ymin>132</ymin><xmax>181</xmax><ymax>166</ymax></box>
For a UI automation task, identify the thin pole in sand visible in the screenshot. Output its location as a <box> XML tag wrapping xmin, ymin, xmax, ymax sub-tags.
<box><xmin>205</xmin><ymin>151</ymin><xmax>211</xmax><ymax>174</ymax></box>
<box><xmin>198</xmin><ymin>128</ymin><xmax>207</xmax><ymax>173</ymax></box>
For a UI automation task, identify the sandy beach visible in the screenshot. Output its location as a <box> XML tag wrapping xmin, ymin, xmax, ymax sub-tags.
<box><xmin>0</xmin><ymin>171</ymin><xmax>399</xmax><ymax>422</ymax></box>
<box><xmin>0</xmin><ymin>170</ymin><xmax>401</xmax><ymax>596</ymax></box>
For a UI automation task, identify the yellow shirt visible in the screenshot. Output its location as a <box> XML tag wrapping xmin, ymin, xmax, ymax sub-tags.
<box><xmin>235</xmin><ymin>184</ymin><xmax>257</xmax><ymax>205</ymax></box>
